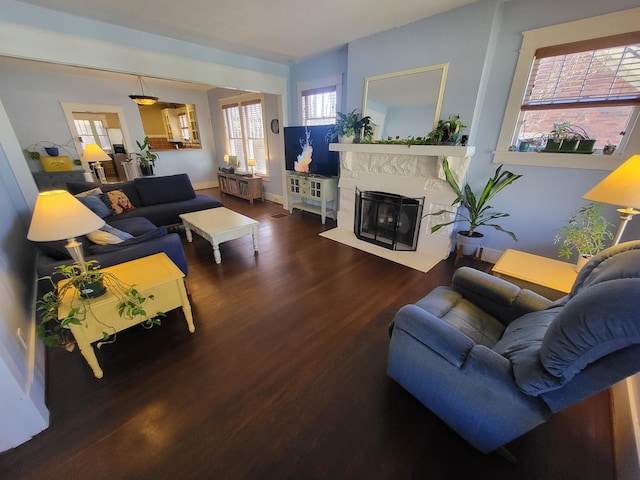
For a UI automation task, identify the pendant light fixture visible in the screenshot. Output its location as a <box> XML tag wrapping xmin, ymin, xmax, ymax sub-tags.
<box><xmin>129</xmin><ymin>75</ymin><xmax>158</xmax><ymax>106</ymax></box>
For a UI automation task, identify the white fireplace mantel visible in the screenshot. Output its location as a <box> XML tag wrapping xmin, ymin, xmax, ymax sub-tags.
<box><xmin>330</xmin><ymin>143</ymin><xmax>475</xmax><ymax>261</ymax></box>
<box><xmin>329</xmin><ymin>143</ymin><xmax>475</xmax><ymax>158</ymax></box>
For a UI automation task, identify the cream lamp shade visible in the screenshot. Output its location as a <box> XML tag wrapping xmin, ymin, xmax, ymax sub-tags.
<box><xmin>82</xmin><ymin>144</ymin><xmax>111</xmax><ymax>163</ymax></box>
<box><xmin>27</xmin><ymin>190</ymin><xmax>105</xmax><ymax>267</ymax></box>
<box><xmin>82</xmin><ymin>144</ymin><xmax>110</xmax><ymax>182</ymax></box>
<box><xmin>583</xmin><ymin>154</ymin><xmax>640</xmax><ymax>244</ymax></box>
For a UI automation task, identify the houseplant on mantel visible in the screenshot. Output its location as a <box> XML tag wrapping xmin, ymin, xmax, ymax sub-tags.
<box><xmin>326</xmin><ymin>109</ymin><xmax>373</xmax><ymax>143</ymax></box>
<box><xmin>427</xmin><ymin>157</ymin><xmax>522</xmax><ymax>256</ymax></box>
<box><xmin>554</xmin><ymin>202</ymin><xmax>614</xmax><ymax>271</ymax></box>
<box><xmin>37</xmin><ymin>260</ymin><xmax>164</xmax><ymax>350</ymax></box>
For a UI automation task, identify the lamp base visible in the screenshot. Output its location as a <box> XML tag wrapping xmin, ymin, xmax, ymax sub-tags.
<box><xmin>613</xmin><ymin>208</ymin><xmax>640</xmax><ymax>245</ymax></box>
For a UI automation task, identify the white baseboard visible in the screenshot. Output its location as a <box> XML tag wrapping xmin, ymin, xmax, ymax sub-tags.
<box><xmin>612</xmin><ymin>375</ymin><xmax>640</xmax><ymax>480</ymax></box>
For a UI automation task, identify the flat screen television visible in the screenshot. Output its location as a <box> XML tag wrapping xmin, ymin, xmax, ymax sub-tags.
<box><xmin>284</xmin><ymin>125</ymin><xmax>339</xmax><ymax>177</ymax></box>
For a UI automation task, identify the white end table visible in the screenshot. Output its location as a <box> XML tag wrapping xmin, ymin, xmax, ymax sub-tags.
<box><xmin>491</xmin><ymin>249</ymin><xmax>578</xmax><ymax>300</ymax></box>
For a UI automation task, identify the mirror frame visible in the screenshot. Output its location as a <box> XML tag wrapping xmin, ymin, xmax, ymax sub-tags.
<box><xmin>362</xmin><ymin>63</ymin><xmax>448</xmax><ymax>137</ymax></box>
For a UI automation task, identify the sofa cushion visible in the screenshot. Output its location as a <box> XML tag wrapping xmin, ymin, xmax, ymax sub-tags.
<box><xmin>88</xmin><ymin>226</ymin><xmax>168</xmax><ymax>254</ymax></box>
<box><xmin>68</xmin><ymin>181</ymin><xmax>142</xmax><ymax>207</ymax></box>
<box><xmin>34</xmin><ymin>236</ymin><xmax>93</xmax><ymax>261</ymax></box>
<box><xmin>86</xmin><ymin>225</ymin><xmax>134</xmax><ymax>245</ymax></box>
<box><xmin>134</xmin><ymin>173</ymin><xmax>196</xmax><ymax>206</ymax></box>
<box><xmin>76</xmin><ymin>194</ymin><xmax>112</xmax><ymax>218</ymax></box>
<box><xmin>492</xmin><ymin>307</ymin><xmax>563</xmax><ymax>395</ymax></box>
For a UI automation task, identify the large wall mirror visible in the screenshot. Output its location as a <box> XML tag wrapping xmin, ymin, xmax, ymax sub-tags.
<box><xmin>363</xmin><ymin>63</ymin><xmax>448</xmax><ymax>141</ymax></box>
<box><xmin>137</xmin><ymin>102</ymin><xmax>202</xmax><ymax>151</ymax></box>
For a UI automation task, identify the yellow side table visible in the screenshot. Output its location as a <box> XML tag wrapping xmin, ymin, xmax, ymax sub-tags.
<box><xmin>491</xmin><ymin>249</ymin><xmax>578</xmax><ymax>300</ymax></box>
<box><xmin>58</xmin><ymin>253</ymin><xmax>194</xmax><ymax>378</ymax></box>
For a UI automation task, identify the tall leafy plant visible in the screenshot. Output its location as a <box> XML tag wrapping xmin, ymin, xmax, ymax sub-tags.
<box><xmin>428</xmin><ymin>157</ymin><xmax>522</xmax><ymax>240</ymax></box>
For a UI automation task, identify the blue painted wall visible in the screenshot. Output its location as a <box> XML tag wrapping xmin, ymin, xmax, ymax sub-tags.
<box><xmin>290</xmin><ymin>0</ymin><xmax>640</xmax><ymax>258</ymax></box>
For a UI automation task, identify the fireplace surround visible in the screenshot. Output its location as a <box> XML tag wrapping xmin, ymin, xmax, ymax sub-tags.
<box><xmin>329</xmin><ymin>143</ymin><xmax>475</xmax><ymax>260</ymax></box>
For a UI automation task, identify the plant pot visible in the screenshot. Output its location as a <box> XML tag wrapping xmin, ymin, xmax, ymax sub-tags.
<box><xmin>44</xmin><ymin>147</ymin><xmax>59</xmax><ymax>156</ymax></box>
<box><xmin>543</xmin><ymin>140</ymin><xmax>561</xmax><ymax>152</ymax></box>
<box><xmin>77</xmin><ymin>279</ymin><xmax>106</xmax><ymax>299</ymax></box>
<box><xmin>576</xmin><ymin>254</ymin><xmax>591</xmax><ymax>272</ymax></box>
<box><xmin>456</xmin><ymin>231</ymin><xmax>483</xmax><ymax>257</ymax></box>
<box><xmin>560</xmin><ymin>139</ymin><xmax>578</xmax><ymax>152</ymax></box>
<box><xmin>576</xmin><ymin>139</ymin><xmax>596</xmax><ymax>153</ymax></box>
<box><xmin>518</xmin><ymin>141</ymin><xmax>530</xmax><ymax>152</ymax></box>
<box><xmin>338</xmin><ymin>135</ymin><xmax>354</xmax><ymax>144</ymax></box>
<box><xmin>140</xmin><ymin>164</ymin><xmax>154</xmax><ymax>176</ymax></box>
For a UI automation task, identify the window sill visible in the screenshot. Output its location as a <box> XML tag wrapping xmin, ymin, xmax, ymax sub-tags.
<box><xmin>492</xmin><ymin>151</ymin><xmax>625</xmax><ymax>171</ymax></box>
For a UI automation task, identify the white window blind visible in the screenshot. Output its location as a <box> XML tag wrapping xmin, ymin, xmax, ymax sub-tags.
<box><xmin>523</xmin><ymin>32</ymin><xmax>640</xmax><ymax>110</ymax></box>
<box><xmin>301</xmin><ymin>86</ymin><xmax>336</xmax><ymax>126</ymax></box>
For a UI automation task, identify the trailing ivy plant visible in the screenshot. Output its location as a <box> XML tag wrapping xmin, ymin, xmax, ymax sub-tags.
<box><xmin>37</xmin><ymin>260</ymin><xmax>165</xmax><ymax>350</ymax></box>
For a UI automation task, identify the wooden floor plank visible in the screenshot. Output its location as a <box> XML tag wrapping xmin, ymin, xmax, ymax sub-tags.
<box><xmin>0</xmin><ymin>189</ymin><xmax>614</xmax><ymax>480</ymax></box>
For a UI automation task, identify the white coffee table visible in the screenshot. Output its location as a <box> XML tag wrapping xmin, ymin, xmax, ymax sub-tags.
<box><xmin>180</xmin><ymin>207</ymin><xmax>259</xmax><ymax>264</ymax></box>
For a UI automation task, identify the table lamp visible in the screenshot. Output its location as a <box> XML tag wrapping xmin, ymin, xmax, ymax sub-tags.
<box><xmin>583</xmin><ymin>154</ymin><xmax>640</xmax><ymax>245</ymax></box>
<box><xmin>248</xmin><ymin>158</ymin><xmax>257</xmax><ymax>175</ymax></box>
<box><xmin>82</xmin><ymin>144</ymin><xmax>111</xmax><ymax>183</ymax></box>
<box><xmin>27</xmin><ymin>190</ymin><xmax>106</xmax><ymax>272</ymax></box>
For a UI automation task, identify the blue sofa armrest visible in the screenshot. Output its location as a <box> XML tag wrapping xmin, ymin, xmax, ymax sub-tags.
<box><xmin>452</xmin><ymin>267</ymin><xmax>552</xmax><ymax>325</ymax></box>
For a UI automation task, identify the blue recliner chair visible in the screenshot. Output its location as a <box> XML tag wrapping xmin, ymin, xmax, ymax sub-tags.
<box><xmin>387</xmin><ymin>240</ymin><xmax>640</xmax><ymax>457</ymax></box>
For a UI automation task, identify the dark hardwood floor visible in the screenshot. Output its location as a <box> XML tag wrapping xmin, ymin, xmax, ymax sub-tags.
<box><xmin>0</xmin><ymin>189</ymin><xmax>615</xmax><ymax>479</ymax></box>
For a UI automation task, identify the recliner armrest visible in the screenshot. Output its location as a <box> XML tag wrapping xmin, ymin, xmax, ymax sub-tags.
<box><xmin>452</xmin><ymin>267</ymin><xmax>553</xmax><ymax>325</ymax></box>
<box><xmin>392</xmin><ymin>304</ymin><xmax>475</xmax><ymax>368</ymax></box>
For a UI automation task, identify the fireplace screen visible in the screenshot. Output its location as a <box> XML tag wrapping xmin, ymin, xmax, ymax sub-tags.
<box><xmin>355</xmin><ymin>189</ymin><xmax>424</xmax><ymax>251</ymax></box>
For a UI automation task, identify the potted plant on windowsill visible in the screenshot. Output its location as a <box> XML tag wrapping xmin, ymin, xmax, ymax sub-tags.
<box><xmin>326</xmin><ymin>109</ymin><xmax>373</xmax><ymax>143</ymax></box>
<box><xmin>37</xmin><ymin>260</ymin><xmax>164</xmax><ymax>350</ymax></box>
<box><xmin>132</xmin><ymin>136</ymin><xmax>159</xmax><ymax>176</ymax></box>
<box><xmin>554</xmin><ymin>202</ymin><xmax>615</xmax><ymax>271</ymax></box>
<box><xmin>426</xmin><ymin>157</ymin><xmax>522</xmax><ymax>256</ymax></box>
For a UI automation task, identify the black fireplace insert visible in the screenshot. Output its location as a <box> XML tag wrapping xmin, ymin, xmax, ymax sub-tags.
<box><xmin>354</xmin><ymin>189</ymin><xmax>424</xmax><ymax>251</ymax></box>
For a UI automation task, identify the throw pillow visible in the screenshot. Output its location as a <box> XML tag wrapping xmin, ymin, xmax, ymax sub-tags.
<box><xmin>75</xmin><ymin>187</ymin><xmax>103</xmax><ymax>197</ymax></box>
<box><xmin>76</xmin><ymin>194</ymin><xmax>112</xmax><ymax>218</ymax></box>
<box><xmin>86</xmin><ymin>225</ymin><xmax>134</xmax><ymax>245</ymax></box>
<box><xmin>101</xmin><ymin>189</ymin><xmax>136</xmax><ymax>215</ymax></box>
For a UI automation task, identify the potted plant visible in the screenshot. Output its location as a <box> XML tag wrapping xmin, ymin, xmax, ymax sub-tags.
<box><xmin>37</xmin><ymin>260</ymin><xmax>164</xmax><ymax>350</ymax></box>
<box><xmin>426</xmin><ymin>115</ymin><xmax>466</xmax><ymax>145</ymax></box>
<box><xmin>132</xmin><ymin>136</ymin><xmax>159</xmax><ymax>176</ymax></box>
<box><xmin>427</xmin><ymin>157</ymin><xmax>522</xmax><ymax>256</ymax></box>
<box><xmin>326</xmin><ymin>109</ymin><xmax>373</xmax><ymax>143</ymax></box>
<box><xmin>554</xmin><ymin>202</ymin><xmax>615</xmax><ymax>271</ymax></box>
<box><xmin>23</xmin><ymin>140</ymin><xmax>81</xmax><ymax>166</ymax></box>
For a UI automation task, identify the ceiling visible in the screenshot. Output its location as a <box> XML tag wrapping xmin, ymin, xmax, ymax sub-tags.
<box><xmin>17</xmin><ymin>0</ymin><xmax>480</xmax><ymax>64</ymax></box>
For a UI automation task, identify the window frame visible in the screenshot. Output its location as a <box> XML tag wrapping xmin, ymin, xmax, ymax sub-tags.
<box><xmin>219</xmin><ymin>93</ymin><xmax>269</xmax><ymax>176</ymax></box>
<box><xmin>297</xmin><ymin>75</ymin><xmax>343</xmax><ymax>125</ymax></box>
<box><xmin>494</xmin><ymin>8</ymin><xmax>640</xmax><ymax>171</ymax></box>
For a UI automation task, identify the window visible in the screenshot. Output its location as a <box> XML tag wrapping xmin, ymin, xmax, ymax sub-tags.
<box><xmin>74</xmin><ymin>116</ymin><xmax>111</xmax><ymax>152</ymax></box>
<box><xmin>301</xmin><ymin>86</ymin><xmax>336</xmax><ymax>125</ymax></box>
<box><xmin>221</xmin><ymin>95</ymin><xmax>267</xmax><ymax>175</ymax></box>
<box><xmin>518</xmin><ymin>33</ymin><xmax>640</xmax><ymax>151</ymax></box>
<box><xmin>297</xmin><ymin>75</ymin><xmax>342</xmax><ymax>125</ymax></box>
<box><xmin>178</xmin><ymin>113</ymin><xmax>190</xmax><ymax>141</ymax></box>
<box><xmin>495</xmin><ymin>8</ymin><xmax>640</xmax><ymax>170</ymax></box>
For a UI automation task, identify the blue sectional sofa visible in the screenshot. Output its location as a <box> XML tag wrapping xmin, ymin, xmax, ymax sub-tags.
<box><xmin>33</xmin><ymin>174</ymin><xmax>223</xmax><ymax>288</ymax></box>
<box><xmin>66</xmin><ymin>173</ymin><xmax>222</xmax><ymax>226</ymax></box>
